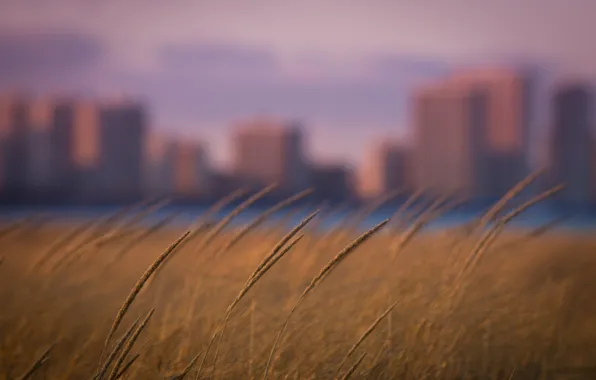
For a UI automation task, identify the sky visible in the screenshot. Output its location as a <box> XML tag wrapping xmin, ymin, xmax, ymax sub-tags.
<box><xmin>1</xmin><ymin>0</ymin><xmax>595</xmax><ymax>167</ymax></box>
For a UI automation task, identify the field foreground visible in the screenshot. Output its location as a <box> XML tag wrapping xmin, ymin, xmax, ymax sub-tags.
<box><xmin>2</xmin><ymin>217</ymin><xmax>596</xmax><ymax>380</ymax></box>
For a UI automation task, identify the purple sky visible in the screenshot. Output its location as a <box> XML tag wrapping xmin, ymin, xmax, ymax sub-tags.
<box><xmin>0</xmin><ymin>0</ymin><xmax>594</xmax><ymax>168</ymax></box>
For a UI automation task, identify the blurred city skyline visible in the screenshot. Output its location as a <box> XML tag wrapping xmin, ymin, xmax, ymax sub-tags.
<box><xmin>2</xmin><ymin>1</ymin><xmax>596</xmax><ymax>167</ymax></box>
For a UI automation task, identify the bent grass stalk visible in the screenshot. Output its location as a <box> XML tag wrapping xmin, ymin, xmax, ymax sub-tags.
<box><xmin>310</xmin><ymin>203</ymin><xmax>352</xmax><ymax>251</ymax></box>
<box><xmin>29</xmin><ymin>221</ymin><xmax>93</xmax><ymax>273</ymax></box>
<box><xmin>0</xmin><ymin>215</ymin><xmax>30</xmax><ymax>242</ymax></box>
<box><xmin>390</xmin><ymin>194</ymin><xmax>452</xmax><ymax>257</ymax></box>
<box><xmin>0</xmin><ymin>214</ymin><xmax>44</xmax><ymax>244</ymax></box>
<box><xmin>303</xmin><ymin>202</ymin><xmax>327</xmax><ymax>231</ymax></box>
<box><xmin>170</xmin><ymin>351</ymin><xmax>202</xmax><ymax>380</ymax></box>
<box><xmin>196</xmin><ymin>210</ymin><xmax>320</xmax><ymax>379</ymax></box>
<box><xmin>54</xmin><ymin>200</ymin><xmax>165</xmax><ymax>275</ymax></box>
<box><xmin>82</xmin><ymin>198</ymin><xmax>172</xmax><ymax>255</ymax></box>
<box><xmin>113</xmin><ymin>353</ymin><xmax>139</xmax><ymax>380</ymax></box>
<box><xmin>154</xmin><ymin>185</ymin><xmax>276</xmax><ymax>292</ymax></box>
<box><xmin>298</xmin><ymin>202</ymin><xmax>327</xmax><ymax>251</ymax></box>
<box><xmin>116</xmin><ymin>198</ymin><xmax>171</xmax><ymax>230</ymax></box>
<box><xmin>460</xmin><ymin>184</ymin><xmax>564</xmax><ymax>280</ymax></box>
<box><xmin>334</xmin><ymin>301</ymin><xmax>397</xmax><ymax>377</ymax></box>
<box><xmin>451</xmin><ymin>170</ymin><xmax>546</xmax><ymax>254</ymax></box>
<box><xmin>331</xmin><ymin>190</ymin><xmax>401</xmax><ymax>247</ymax></box>
<box><xmin>350</xmin><ymin>188</ymin><xmax>404</xmax><ymax>231</ymax></box>
<box><xmin>105</xmin><ymin>211</ymin><xmax>181</xmax><ymax>271</ymax></box>
<box><xmin>217</xmin><ymin>188</ymin><xmax>313</xmax><ymax>255</ymax></box>
<box><xmin>107</xmin><ymin>309</ymin><xmax>155</xmax><ymax>380</ymax></box>
<box><xmin>103</xmin><ymin>230</ymin><xmax>191</xmax><ymax>350</ymax></box>
<box><xmin>179</xmin><ymin>186</ymin><xmax>250</xmax><ymax>251</ymax></box>
<box><xmin>262</xmin><ymin>219</ymin><xmax>389</xmax><ymax>380</ymax></box>
<box><xmin>194</xmin><ymin>183</ymin><xmax>278</xmax><ymax>256</ymax></box>
<box><xmin>281</xmin><ymin>202</ymin><xmax>318</xmax><ymax>232</ymax></box>
<box><xmin>44</xmin><ymin>213</ymin><xmax>119</xmax><ymax>273</ymax></box>
<box><xmin>91</xmin><ymin>199</ymin><xmax>171</xmax><ymax>250</ymax></box>
<box><xmin>210</xmin><ymin>234</ymin><xmax>305</xmax><ymax>377</ymax></box>
<box><xmin>496</xmin><ymin>213</ymin><xmax>571</xmax><ymax>252</ymax></box>
<box><xmin>96</xmin><ymin>319</ymin><xmax>140</xmax><ymax>380</ymax></box>
<box><xmin>339</xmin><ymin>352</ymin><xmax>367</xmax><ymax>380</ymax></box>
<box><xmin>390</xmin><ymin>188</ymin><xmax>426</xmax><ymax>230</ymax></box>
<box><xmin>474</xmin><ymin>168</ymin><xmax>545</xmax><ymax>232</ymax></box>
<box><xmin>440</xmin><ymin>184</ymin><xmax>565</xmax><ymax>316</ymax></box>
<box><xmin>148</xmin><ymin>187</ymin><xmax>252</xmax><ymax>288</ymax></box>
<box><xmin>402</xmin><ymin>192</ymin><xmax>439</xmax><ymax>224</ymax></box>
<box><xmin>244</xmin><ymin>210</ymin><xmax>320</xmax><ymax>286</ymax></box>
<box><xmin>362</xmin><ymin>339</ymin><xmax>389</xmax><ymax>377</ymax></box>
<box><xmin>100</xmin><ymin>199</ymin><xmax>154</xmax><ymax>227</ymax></box>
<box><xmin>17</xmin><ymin>343</ymin><xmax>55</xmax><ymax>380</ymax></box>
<box><xmin>84</xmin><ymin>199</ymin><xmax>153</xmax><ymax>249</ymax></box>
<box><xmin>48</xmin><ymin>204</ymin><xmax>144</xmax><ymax>273</ymax></box>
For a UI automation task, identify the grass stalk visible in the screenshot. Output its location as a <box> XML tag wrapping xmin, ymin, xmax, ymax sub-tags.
<box><xmin>107</xmin><ymin>309</ymin><xmax>155</xmax><ymax>380</ymax></box>
<box><xmin>17</xmin><ymin>343</ymin><xmax>55</xmax><ymax>380</ymax></box>
<box><xmin>197</xmin><ymin>210</ymin><xmax>319</xmax><ymax>379</ymax></box>
<box><xmin>474</xmin><ymin>169</ymin><xmax>545</xmax><ymax>232</ymax></box>
<box><xmin>338</xmin><ymin>352</ymin><xmax>367</xmax><ymax>380</ymax></box>
<box><xmin>194</xmin><ymin>183</ymin><xmax>278</xmax><ymax>256</ymax></box>
<box><xmin>262</xmin><ymin>219</ymin><xmax>389</xmax><ymax>379</ymax></box>
<box><xmin>179</xmin><ymin>187</ymin><xmax>251</xmax><ymax>251</ymax></box>
<box><xmin>460</xmin><ymin>184</ymin><xmax>564</xmax><ymax>280</ymax></box>
<box><xmin>104</xmin><ymin>230</ymin><xmax>190</xmax><ymax>348</ymax></box>
<box><xmin>96</xmin><ymin>319</ymin><xmax>140</xmax><ymax>380</ymax></box>
<box><xmin>217</xmin><ymin>188</ymin><xmax>313</xmax><ymax>255</ymax></box>
<box><xmin>113</xmin><ymin>353</ymin><xmax>139</xmax><ymax>379</ymax></box>
<box><xmin>334</xmin><ymin>301</ymin><xmax>397</xmax><ymax>377</ymax></box>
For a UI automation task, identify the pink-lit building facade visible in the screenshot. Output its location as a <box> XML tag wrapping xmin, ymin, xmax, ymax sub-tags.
<box><xmin>145</xmin><ymin>132</ymin><xmax>212</xmax><ymax>200</ymax></box>
<box><xmin>358</xmin><ymin>140</ymin><xmax>411</xmax><ymax>199</ymax></box>
<box><xmin>412</xmin><ymin>68</ymin><xmax>534</xmax><ymax>199</ymax></box>
<box><xmin>550</xmin><ymin>83</ymin><xmax>595</xmax><ymax>205</ymax></box>
<box><xmin>0</xmin><ymin>94</ymin><xmax>75</xmax><ymax>200</ymax></box>
<box><xmin>232</xmin><ymin>117</ymin><xmax>310</xmax><ymax>195</ymax></box>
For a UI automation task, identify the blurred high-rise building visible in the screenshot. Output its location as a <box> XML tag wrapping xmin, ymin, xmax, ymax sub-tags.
<box><xmin>358</xmin><ymin>140</ymin><xmax>411</xmax><ymax>199</ymax></box>
<box><xmin>170</xmin><ymin>139</ymin><xmax>211</xmax><ymax>200</ymax></box>
<box><xmin>593</xmin><ymin>137</ymin><xmax>596</xmax><ymax>203</ymax></box>
<box><xmin>145</xmin><ymin>132</ymin><xmax>211</xmax><ymax>200</ymax></box>
<box><xmin>145</xmin><ymin>131</ymin><xmax>175</xmax><ymax>198</ymax></box>
<box><xmin>413</xmin><ymin>84</ymin><xmax>488</xmax><ymax>199</ymax></box>
<box><xmin>232</xmin><ymin>117</ymin><xmax>310</xmax><ymax>196</ymax></box>
<box><xmin>210</xmin><ymin>170</ymin><xmax>244</xmax><ymax>200</ymax></box>
<box><xmin>27</xmin><ymin>98</ymin><xmax>75</xmax><ymax>198</ymax></box>
<box><xmin>92</xmin><ymin>100</ymin><xmax>147</xmax><ymax>202</ymax></box>
<box><xmin>71</xmin><ymin>100</ymin><xmax>101</xmax><ymax>184</ymax></box>
<box><xmin>413</xmin><ymin>68</ymin><xmax>534</xmax><ymax>199</ymax></box>
<box><xmin>310</xmin><ymin>163</ymin><xmax>353</xmax><ymax>203</ymax></box>
<box><xmin>448</xmin><ymin>68</ymin><xmax>534</xmax><ymax>196</ymax></box>
<box><xmin>550</xmin><ymin>83</ymin><xmax>594</xmax><ymax>205</ymax></box>
<box><xmin>0</xmin><ymin>94</ymin><xmax>30</xmax><ymax>199</ymax></box>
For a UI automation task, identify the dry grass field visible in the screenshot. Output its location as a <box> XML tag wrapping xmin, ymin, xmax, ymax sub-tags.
<box><xmin>1</xmin><ymin>181</ymin><xmax>596</xmax><ymax>379</ymax></box>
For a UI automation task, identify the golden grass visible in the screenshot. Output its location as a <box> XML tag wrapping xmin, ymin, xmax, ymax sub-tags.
<box><xmin>16</xmin><ymin>343</ymin><xmax>54</xmax><ymax>380</ymax></box>
<box><xmin>2</xmin><ymin>183</ymin><xmax>596</xmax><ymax>379</ymax></box>
<box><xmin>263</xmin><ymin>219</ymin><xmax>390</xmax><ymax>379</ymax></box>
<box><xmin>107</xmin><ymin>309</ymin><xmax>155</xmax><ymax>380</ymax></box>
<box><xmin>104</xmin><ymin>231</ymin><xmax>190</xmax><ymax>347</ymax></box>
<box><xmin>216</xmin><ymin>188</ymin><xmax>313</xmax><ymax>256</ymax></box>
<box><xmin>204</xmin><ymin>210</ymin><xmax>319</xmax><ymax>378</ymax></box>
<box><xmin>97</xmin><ymin>318</ymin><xmax>141</xmax><ymax>380</ymax></box>
<box><xmin>334</xmin><ymin>301</ymin><xmax>397</xmax><ymax>378</ymax></box>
